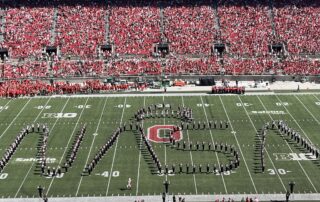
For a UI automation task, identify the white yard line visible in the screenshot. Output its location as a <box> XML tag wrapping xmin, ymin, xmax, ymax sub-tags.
<box><xmin>0</xmin><ymin>99</ymin><xmax>11</xmax><ymax>113</ymax></box>
<box><xmin>274</xmin><ymin>95</ymin><xmax>313</xmax><ymax>144</ymax></box>
<box><xmin>181</xmin><ymin>96</ymin><xmax>198</xmax><ymax>195</ymax></box>
<box><xmin>14</xmin><ymin>97</ymin><xmax>61</xmax><ymax>197</ymax></box>
<box><xmin>271</xmin><ymin>95</ymin><xmax>318</xmax><ymax>192</ymax></box>
<box><xmin>162</xmin><ymin>96</ymin><xmax>167</xmax><ymax>181</ymax></box>
<box><xmin>46</xmin><ymin>97</ymin><xmax>90</xmax><ymax>195</ymax></box>
<box><xmin>295</xmin><ymin>95</ymin><xmax>320</xmax><ymax>127</ymax></box>
<box><xmin>105</xmin><ymin>98</ymin><xmax>127</xmax><ymax>196</ymax></box>
<box><xmin>200</xmin><ymin>96</ymin><xmax>228</xmax><ymax>194</ymax></box>
<box><xmin>75</xmin><ymin>97</ymin><xmax>109</xmax><ymax>196</ymax></box>
<box><xmin>237</xmin><ymin>96</ymin><xmax>287</xmax><ymax>191</ymax></box>
<box><xmin>0</xmin><ymin>99</ymin><xmax>32</xmax><ymax>140</ymax></box>
<box><xmin>312</xmin><ymin>94</ymin><xmax>320</xmax><ymax>104</ymax></box>
<box><xmin>218</xmin><ymin>95</ymin><xmax>258</xmax><ymax>194</ymax></box>
<box><xmin>135</xmin><ymin>97</ymin><xmax>146</xmax><ymax>196</ymax></box>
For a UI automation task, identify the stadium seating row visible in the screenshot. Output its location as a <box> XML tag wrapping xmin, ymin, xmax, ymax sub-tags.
<box><xmin>0</xmin><ymin>56</ymin><xmax>318</xmax><ymax>78</ymax></box>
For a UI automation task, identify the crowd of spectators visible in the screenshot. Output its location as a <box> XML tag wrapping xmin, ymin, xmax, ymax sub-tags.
<box><xmin>218</xmin><ymin>0</ymin><xmax>272</xmax><ymax>56</ymax></box>
<box><xmin>278</xmin><ymin>56</ymin><xmax>320</xmax><ymax>75</ymax></box>
<box><xmin>55</xmin><ymin>2</ymin><xmax>105</xmax><ymax>58</ymax></box>
<box><xmin>273</xmin><ymin>0</ymin><xmax>320</xmax><ymax>54</ymax></box>
<box><xmin>51</xmin><ymin>60</ymin><xmax>104</xmax><ymax>77</ymax></box>
<box><xmin>164</xmin><ymin>56</ymin><xmax>220</xmax><ymax>74</ymax></box>
<box><xmin>164</xmin><ymin>0</ymin><xmax>215</xmax><ymax>54</ymax></box>
<box><xmin>0</xmin><ymin>0</ymin><xmax>318</xmax><ymax>78</ymax></box>
<box><xmin>0</xmin><ymin>79</ymin><xmax>136</xmax><ymax>97</ymax></box>
<box><xmin>222</xmin><ymin>57</ymin><xmax>268</xmax><ymax>75</ymax></box>
<box><xmin>106</xmin><ymin>59</ymin><xmax>162</xmax><ymax>75</ymax></box>
<box><xmin>1</xmin><ymin>61</ymin><xmax>48</xmax><ymax>78</ymax></box>
<box><xmin>109</xmin><ymin>0</ymin><xmax>161</xmax><ymax>55</ymax></box>
<box><xmin>1</xmin><ymin>1</ymin><xmax>53</xmax><ymax>58</ymax></box>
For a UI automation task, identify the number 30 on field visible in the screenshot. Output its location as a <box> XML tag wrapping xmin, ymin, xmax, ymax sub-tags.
<box><xmin>268</xmin><ymin>169</ymin><xmax>288</xmax><ymax>175</ymax></box>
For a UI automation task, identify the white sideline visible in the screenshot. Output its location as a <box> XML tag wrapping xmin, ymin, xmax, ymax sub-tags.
<box><xmin>2</xmin><ymin>193</ymin><xmax>320</xmax><ymax>202</ymax></box>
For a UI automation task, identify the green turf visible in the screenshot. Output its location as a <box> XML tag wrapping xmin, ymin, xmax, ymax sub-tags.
<box><xmin>0</xmin><ymin>94</ymin><xmax>319</xmax><ymax>198</ymax></box>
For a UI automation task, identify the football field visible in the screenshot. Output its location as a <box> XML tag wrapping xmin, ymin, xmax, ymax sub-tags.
<box><xmin>0</xmin><ymin>93</ymin><xmax>320</xmax><ymax>199</ymax></box>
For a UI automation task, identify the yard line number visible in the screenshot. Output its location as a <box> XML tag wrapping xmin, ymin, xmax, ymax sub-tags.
<box><xmin>236</xmin><ymin>103</ymin><xmax>252</xmax><ymax>107</ymax></box>
<box><xmin>35</xmin><ymin>106</ymin><xmax>51</xmax><ymax>110</ymax></box>
<box><xmin>0</xmin><ymin>173</ymin><xmax>8</xmax><ymax>180</ymax></box>
<box><xmin>267</xmin><ymin>168</ymin><xmax>290</xmax><ymax>175</ymax></box>
<box><xmin>276</xmin><ymin>102</ymin><xmax>289</xmax><ymax>106</ymax></box>
<box><xmin>0</xmin><ymin>106</ymin><xmax>9</xmax><ymax>110</ymax></box>
<box><xmin>100</xmin><ymin>171</ymin><xmax>120</xmax><ymax>178</ymax></box>
<box><xmin>75</xmin><ymin>105</ymin><xmax>91</xmax><ymax>109</ymax></box>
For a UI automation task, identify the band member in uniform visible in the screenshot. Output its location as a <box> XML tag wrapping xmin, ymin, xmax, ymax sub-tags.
<box><xmin>37</xmin><ymin>185</ymin><xmax>43</xmax><ymax>198</ymax></box>
<box><xmin>127</xmin><ymin>178</ymin><xmax>132</xmax><ymax>190</ymax></box>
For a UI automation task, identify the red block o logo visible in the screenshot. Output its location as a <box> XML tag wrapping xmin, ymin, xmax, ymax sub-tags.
<box><xmin>147</xmin><ymin>125</ymin><xmax>183</xmax><ymax>143</ymax></box>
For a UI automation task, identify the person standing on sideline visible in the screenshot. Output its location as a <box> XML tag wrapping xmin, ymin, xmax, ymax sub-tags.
<box><xmin>127</xmin><ymin>178</ymin><xmax>132</xmax><ymax>190</ymax></box>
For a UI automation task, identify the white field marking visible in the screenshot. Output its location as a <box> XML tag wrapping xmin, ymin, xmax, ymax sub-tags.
<box><xmin>181</xmin><ymin>96</ymin><xmax>198</xmax><ymax>194</ymax></box>
<box><xmin>14</xmin><ymin>97</ymin><xmax>63</xmax><ymax>197</ymax></box>
<box><xmin>162</xmin><ymin>96</ymin><xmax>168</xmax><ymax>181</ymax></box>
<box><xmin>0</xmin><ymin>99</ymin><xmax>11</xmax><ymax>113</ymax></box>
<box><xmin>106</xmin><ymin>98</ymin><xmax>127</xmax><ymax>196</ymax></box>
<box><xmin>75</xmin><ymin>97</ymin><xmax>109</xmax><ymax>196</ymax></box>
<box><xmin>200</xmin><ymin>96</ymin><xmax>228</xmax><ymax>194</ymax></box>
<box><xmin>237</xmin><ymin>96</ymin><xmax>287</xmax><ymax>191</ymax></box>
<box><xmin>272</xmin><ymin>95</ymin><xmax>318</xmax><ymax>192</ymax></box>
<box><xmin>16</xmin><ymin>91</ymin><xmax>320</xmax><ymax>100</ymax></box>
<box><xmin>295</xmin><ymin>95</ymin><xmax>320</xmax><ymax>137</ymax></box>
<box><xmin>312</xmin><ymin>94</ymin><xmax>320</xmax><ymax>104</ymax></box>
<box><xmin>46</xmin><ymin>97</ymin><xmax>90</xmax><ymax>195</ymax></box>
<box><xmin>135</xmin><ymin>97</ymin><xmax>146</xmax><ymax>196</ymax></box>
<box><xmin>218</xmin><ymin>96</ymin><xmax>258</xmax><ymax>194</ymax></box>
<box><xmin>0</xmin><ymin>99</ymin><xmax>32</xmax><ymax>140</ymax></box>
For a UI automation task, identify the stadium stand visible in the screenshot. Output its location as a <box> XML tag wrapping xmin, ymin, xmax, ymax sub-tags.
<box><xmin>218</xmin><ymin>0</ymin><xmax>273</xmax><ymax>56</ymax></box>
<box><xmin>0</xmin><ymin>0</ymin><xmax>318</xmax><ymax>81</ymax></box>
<box><xmin>55</xmin><ymin>2</ymin><xmax>106</xmax><ymax>58</ymax></box>
<box><xmin>1</xmin><ymin>1</ymin><xmax>53</xmax><ymax>58</ymax></box>
<box><xmin>273</xmin><ymin>0</ymin><xmax>320</xmax><ymax>54</ymax></box>
<box><xmin>163</xmin><ymin>0</ymin><xmax>216</xmax><ymax>54</ymax></box>
<box><xmin>109</xmin><ymin>0</ymin><xmax>161</xmax><ymax>55</ymax></box>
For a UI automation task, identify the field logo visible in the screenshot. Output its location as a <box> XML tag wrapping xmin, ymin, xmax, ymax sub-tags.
<box><xmin>148</xmin><ymin>125</ymin><xmax>182</xmax><ymax>143</ymax></box>
<box><xmin>15</xmin><ymin>158</ymin><xmax>56</xmax><ymax>163</ymax></box>
<box><xmin>42</xmin><ymin>113</ymin><xmax>77</xmax><ymax>118</ymax></box>
<box><xmin>274</xmin><ymin>153</ymin><xmax>317</xmax><ymax>161</ymax></box>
